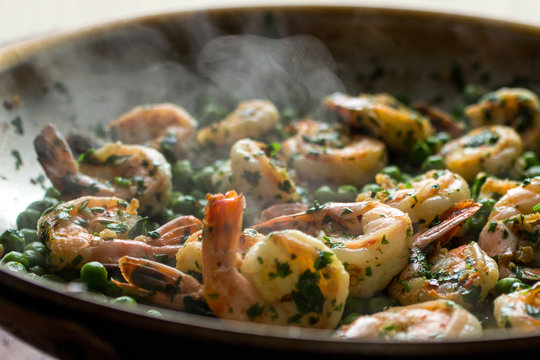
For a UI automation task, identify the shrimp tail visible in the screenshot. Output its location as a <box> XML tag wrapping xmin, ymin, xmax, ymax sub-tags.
<box><xmin>145</xmin><ymin>215</ymin><xmax>202</xmax><ymax>246</ymax></box>
<box><xmin>34</xmin><ymin>124</ymin><xmax>79</xmax><ymax>191</ymax></box>
<box><xmin>203</xmin><ymin>191</ymin><xmax>245</xmax><ymax>270</ymax></box>
<box><xmin>117</xmin><ymin>256</ymin><xmax>203</xmax><ymax>310</ymax></box>
<box><xmin>413</xmin><ymin>200</ymin><xmax>481</xmax><ymax>250</ymax></box>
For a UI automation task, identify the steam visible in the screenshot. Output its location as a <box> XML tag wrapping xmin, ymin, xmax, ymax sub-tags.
<box><xmin>197</xmin><ymin>34</ymin><xmax>345</xmax><ymax>111</ymax></box>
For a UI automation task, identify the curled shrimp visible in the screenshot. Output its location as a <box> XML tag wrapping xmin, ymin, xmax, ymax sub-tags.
<box><xmin>494</xmin><ymin>282</ymin><xmax>540</xmax><ymax>331</ymax></box>
<box><xmin>252</xmin><ymin>201</ymin><xmax>412</xmax><ymax>298</ymax></box>
<box><xmin>34</xmin><ymin>124</ymin><xmax>172</xmax><ymax>215</ymax></box>
<box><xmin>357</xmin><ymin>169</ymin><xmax>471</xmax><ymax>236</ymax></box>
<box><xmin>281</xmin><ymin>119</ymin><xmax>388</xmax><ymax>188</ymax></box>
<box><xmin>37</xmin><ymin>196</ymin><xmax>201</xmax><ymax>271</ymax></box>
<box><xmin>196</xmin><ymin>100</ymin><xmax>279</xmax><ymax>147</ymax></box>
<box><xmin>478</xmin><ymin>177</ymin><xmax>540</xmax><ymax>280</ymax></box>
<box><xmin>107</xmin><ymin>103</ymin><xmax>198</xmax><ymax>161</ymax></box>
<box><xmin>465</xmin><ymin>87</ymin><xmax>540</xmax><ymax>151</ymax></box>
<box><xmin>323</xmin><ymin>92</ymin><xmax>433</xmax><ymax>152</ymax></box>
<box><xmin>213</xmin><ymin>138</ymin><xmax>299</xmax><ymax>208</ymax></box>
<box><xmin>337</xmin><ymin>300</ymin><xmax>482</xmax><ymax>341</ymax></box>
<box><xmin>202</xmin><ymin>191</ymin><xmax>349</xmax><ymax>328</ymax></box>
<box><xmin>388</xmin><ymin>242</ymin><xmax>498</xmax><ymax>308</ymax></box>
<box><xmin>439</xmin><ymin>125</ymin><xmax>523</xmax><ymax>181</ymax></box>
<box><xmin>115</xmin><ymin>256</ymin><xmax>205</xmax><ymax>311</ymax></box>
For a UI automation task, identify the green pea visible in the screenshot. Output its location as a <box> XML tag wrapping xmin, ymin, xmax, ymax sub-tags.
<box><xmin>20</xmin><ymin>229</ymin><xmax>39</xmax><ymax>244</ymax></box>
<box><xmin>172</xmin><ymin>160</ymin><xmax>194</xmax><ymax>190</ymax></box>
<box><xmin>361</xmin><ymin>183</ymin><xmax>383</xmax><ymax>196</ymax></box>
<box><xmin>524</xmin><ymin>166</ymin><xmax>540</xmax><ymax>179</ymax></box>
<box><xmin>16</xmin><ymin>209</ymin><xmax>42</xmax><ymax>230</ymax></box>
<box><xmin>171</xmin><ymin>194</ymin><xmax>198</xmax><ymax>215</ymax></box>
<box><xmin>342</xmin><ymin>313</ymin><xmax>361</xmax><ymax>325</ymax></box>
<box><xmin>41</xmin><ymin>274</ymin><xmax>66</xmax><ymax>283</ymax></box>
<box><xmin>24</xmin><ymin>241</ymin><xmax>47</xmax><ymax>254</ymax></box>
<box><xmin>80</xmin><ymin>261</ymin><xmax>108</xmax><ymax>291</ymax></box>
<box><xmin>147</xmin><ymin>309</ymin><xmax>163</xmax><ymax>317</ymax></box>
<box><xmin>313</xmin><ymin>185</ymin><xmax>336</xmax><ymax>204</ymax></box>
<box><xmin>471</xmin><ymin>173</ymin><xmax>489</xmax><ymax>199</ymax></box>
<box><xmin>495</xmin><ymin>277</ymin><xmax>522</xmax><ymax>295</ymax></box>
<box><xmin>200</xmin><ymin>103</ymin><xmax>228</xmax><ymax>124</ymax></box>
<box><xmin>23</xmin><ymin>249</ymin><xmax>46</xmax><ymax>267</ymax></box>
<box><xmin>103</xmin><ymin>281</ymin><xmax>123</xmax><ymax>297</ymax></box>
<box><xmin>435</xmin><ymin>132</ymin><xmax>451</xmax><ymax>145</ymax></box>
<box><xmin>29</xmin><ymin>265</ymin><xmax>46</xmax><ymax>276</ymax></box>
<box><xmin>111</xmin><ymin>296</ymin><xmax>137</xmax><ymax>306</ymax></box>
<box><xmin>345</xmin><ymin>296</ymin><xmax>366</xmax><ymax>315</ymax></box>
<box><xmin>27</xmin><ymin>197</ymin><xmax>59</xmax><ymax>214</ymax></box>
<box><xmin>86</xmin><ymin>289</ymin><xmax>108</xmax><ymax>302</ymax></box>
<box><xmin>425</xmin><ymin>135</ymin><xmax>443</xmax><ymax>153</ymax></box>
<box><xmin>421</xmin><ymin>155</ymin><xmax>445</xmax><ymax>171</ymax></box>
<box><xmin>0</xmin><ymin>229</ymin><xmax>25</xmax><ymax>253</ymax></box>
<box><xmin>337</xmin><ymin>185</ymin><xmax>358</xmax><ymax>202</ymax></box>
<box><xmin>160</xmin><ymin>208</ymin><xmax>175</xmax><ymax>222</ymax></box>
<box><xmin>44</xmin><ymin>187</ymin><xmax>61</xmax><ymax>199</ymax></box>
<box><xmin>381</xmin><ymin>165</ymin><xmax>406</xmax><ymax>183</ymax></box>
<box><xmin>522</xmin><ymin>151</ymin><xmax>540</xmax><ymax>169</ymax></box>
<box><xmin>409</xmin><ymin>141</ymin><xmax>431</xmax><ymax>165</ymax></box>
<box><xmin>4</xmin><ymin>261</ymin><xmax>26</xmax><ymax>274</ymax></box>
<box><xmin>1</xmin><ymin>251</ymin><xmax>29</xmax><ymax>269</ymax></box>
<box><xmin>189</xmin><ymin>190</ymin><xmax>206</xmax><ymax>201</ymax></box>
<box><xmin>26</xmin><ymin>273</ymin><xmax>42</xmax><ymax>281</ymax></box>
<box><xmin>367</xmin><ymin>296</ymin><xmax>398</xmax><ymax>313</ymax></box>
<box><xmin>193</xmin><ymin>166</ymin><xmax>215</xmax><ymax>193</ymax></box>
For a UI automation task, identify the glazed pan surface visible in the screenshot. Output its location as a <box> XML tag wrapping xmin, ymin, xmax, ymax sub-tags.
<box><xmin>0</xmin><ymin>6</ymin><xmax>539</xmax><ymax>358</ymax></box>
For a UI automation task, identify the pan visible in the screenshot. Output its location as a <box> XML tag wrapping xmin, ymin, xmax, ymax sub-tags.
<box><xmin>0</xmin><ymin>6</ymin><xmax>539</xmax><ymax>358</ymax></box>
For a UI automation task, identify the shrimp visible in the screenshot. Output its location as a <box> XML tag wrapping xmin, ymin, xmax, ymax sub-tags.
<box><xmin>494</xmin><ymin>282</ymin><xmax>540</xmax><ymax>331</ymax></box>
<box><xmin>280</xmin><ymin>120</ymin><xmax>388</xmax><ymax>188</ymax></box>
<box><xmin>465</xmin><ymin>87</ymin><xmax>540</xmax><ymax>151</ymax></box>
<box><xmin>337</xmin><ymin>300</ymin><xmax>482</xmax><ymax>341</ymax></box>
<box><xmin>37</xmin><ymin>196</ymin><xmax>201</xmax><ymax>271</ymax></box>
<box><xmin>115</xmin><ymin>256</ymin><xmax>205</xmax><ymax>311</ymax></box>
<box><xmin>388</xmin><ymin>242</ymin><xmax>499</xmax><ymax>308</ymax></box>
<box><xmin>252</xmin><ymin>200</ymin><xmax>412</xmax><ymax>298</ymax></box>
<box><xmin>323</xmin><ymin>92</ymin><xmax>433</xmax><ymax>152</ymax></box>
<box><xmin>202</xmin><ymin>191</ymin><xmax>349</xmax><ymax>328</ymax></box>
<box><xmin>478</xmin><ymin>177</ymin><xmax>540</xmax><ymax>280</ymax></box>
<box><xmin>34</xmin><ymin>124</ymin><xmax>172</xmax><ymax>215</ymax></box>
<box><xmin>107</xmin><ymin>103</ymin><xmax>198</xmax><ymax>161</ymax></box>
<box><xmin>196</xmin><ymin>100</ymin><xmax>279</xmax><ymax>147</ymax></box>
<box><xmin>213</xmin><ymin>138</ymin><xmax>299</xmax><ymax>208</ymax></box>
<box><xmin>357</xmin><ymin>169</ymin><xmax>471</xmax><ymax>235</ymax></box>
<box><xmin>439</xmin><ymin>125</ymin><xmax>523</xmax><ymax>181</ymax></box>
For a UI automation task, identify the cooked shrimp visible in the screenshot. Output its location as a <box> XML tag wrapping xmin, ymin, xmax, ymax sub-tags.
<box><xmin>478</xmin><ymin>177</ymin><xmax>540</xmax><ymax>280</ymax></box>
<box><xmin>337</xmin><ymin>300</ymin><xmax>482</xmax><ymax>340</ymax></box>
<box><xmin>323</xmin><ymin>92</ymin><xmax>433</xmax><ymax>152</ymax></box>
<box><xmin>196</xmin><ymin>100</ymin><xmax>279</xmax><ymax>147</ymax></box>
<box><xmin>494</xmin><ymin>282</ymin><xmax>540</xmax><ymax>331</ymax></box>
<box><xmin>357</xmin><ymin>169</ymin><xmax>471</xmax><ymax>235</ymax></box>
<box><xmin>115</xmin><ymin>256</ymin><xmax>204</xmax><ymax>311</ymax></box>
<box><xmin>252</xmin><ymin>200</ymin><xmax>412</xmax><ymax>298</ymax></box>
<box><xmin>34</xmin><ymin>124</ymin><xmax>172</xmax><ymax>215</ymax></box>
<box><xmin>440</xmin><ymin>125</ymin><xmax>523</xmax><ymax>181</ymax></box>
<box><xmin>465</xmin><ymin>87</ymin><xmax>540</xmax><ymax>151</ymax></box>
<box><xmin>37</xmin><ymin>196</ymin><xmax>201</xmax><ymax>271</ymax></box>
<box><xmin>281</xmin><ymin>120</ymin><xmax>387</xmax><ymax>188</ymax></box>
<box><xmin>107</xmin><ymin>103</ymin><xmax>198</xmax><ymax>161</ymax></box>
<box><xmin>477</xmin><ymin>175</ymin><xmax>519</xmax><ymax>201</ymax></box>
<box><xmin>388</xmin><ymin>242</ymin><xmax>499</xmax><ymax>308</ymax></box>
<box><xmin>213</xmin><ymin>138</ymin><xmax>299</xmax><ymax>208</ymax></box>
<box><xmin>202</xmin><ymin>191</ymin><xmax>349</xmax><ymax>328</ymax></box>
<box><xmin>175</xmin><ymin>228</ymin><xmax>263</xmax><ymax>280</ymax></box>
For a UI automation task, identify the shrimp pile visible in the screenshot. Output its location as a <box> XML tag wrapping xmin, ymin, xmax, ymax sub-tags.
<box><xmin>18</xmin><ymin>86</ymin><xmax>540</xmax><ymax>341</ymax></box>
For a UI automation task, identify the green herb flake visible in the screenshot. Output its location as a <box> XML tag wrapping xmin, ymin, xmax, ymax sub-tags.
<box><xmin>242</xmin><ymin>170</ymin><xmax>261</xmax><ymax>188</ymax></box>
<box><xmin>314</xmin><ymin>250</ymin><xmax>334</xmax><ymax>270</ymax></box>
<box><xmin>268</xmin><ymin>259</ymin><xmax>293</xmax><ymax>279</ymax></box>
<box><xmin>10</xmin><ymin>116</ymin><xmax>23</xmax><ymax>135</ymax></box>
<box><xmin>11</xmin><ymin>150</ymin><xmax>22</xmax><ymax>170</ymax></box>
<box><xmin>292</xmin><ymin>270</ymin><xmax>324</xmax><ymax>315</ymax></box>
<box><xmin>106</xmin><ymin>222</ymin><xmax>130</xmax><ymax>233</ymax></box>
<box><xmin>246</xmin><ymin>303</ymin><xmax>265</xmax><ymax>321</ymax></box>
<box><xmin>365</xmin><ymin>267</ymin><xmax>372</xmax><ymax>277</ymax></box>
<box><xmin>381</xmin><ymin>235</ymin><xmax>389</xmax><ymax>244</ymax></box>
<box><xmin>71</xmin><ymin>254</ymin><xmax>83</xmax><ymax>267</ymax></box>
<box><xmin>341</xmin><ymin>207</ymin><xmax>353</xmax><ymax>216</ymax></box>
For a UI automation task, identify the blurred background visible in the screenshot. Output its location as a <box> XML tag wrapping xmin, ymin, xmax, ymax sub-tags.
<box><xmin>0</xmin><ymin>0</ymin><xmax>539</xmax><ymax>358</ymax></box>
<box><xmin>2</xmin><ymin>0</ymin><xmax>540</xmax><ymax>45</ymax></box>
